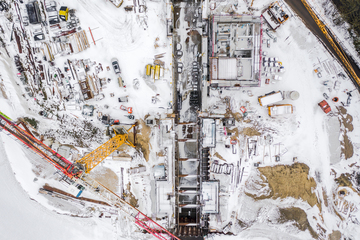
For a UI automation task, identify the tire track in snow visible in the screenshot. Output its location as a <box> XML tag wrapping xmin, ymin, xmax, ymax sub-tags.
<box><xmin>77</xmin><ymin>0</ymin><xmax>145</xmax><ymax>52</ymax></box>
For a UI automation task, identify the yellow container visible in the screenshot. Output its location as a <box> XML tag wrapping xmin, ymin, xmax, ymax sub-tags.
<box><xmin>146</xmin><ymin>64</ymin><xmax>152</xmax><ymax>76</ymax></box>
<box><xmin>154</xmin><ymin>65</ymin><xmax>160</xmax><ymax>80</ymax></box>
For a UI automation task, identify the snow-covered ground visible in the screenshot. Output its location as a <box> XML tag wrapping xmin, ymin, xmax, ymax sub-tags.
<box><xmin>0</xmin><ymin>133</ymin><xmax>129</xmax><ymax>240</ymax></box>
<box><xmin>1</xmin><ymin>0</ymin><xmax>360</xmax><ymax>239</ymax></box>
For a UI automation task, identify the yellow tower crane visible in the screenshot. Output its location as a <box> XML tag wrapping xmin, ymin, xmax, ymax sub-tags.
<box><xmin>301</xmin><ymin>0</ymin><xmax>360</xmax><ymax>86</ymax></box>
<box><xmin>76</xmin><ymin>125</ymin><xmax>135</xmax><ymax>174</ymax></box>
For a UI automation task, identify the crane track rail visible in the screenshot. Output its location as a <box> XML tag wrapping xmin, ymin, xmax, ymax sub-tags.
<box><xmin>300</xmin><ymin>0</ymin><xmax>360</xmax><ymax>88</ymax></box>
<box><xmin>0</xmin><ymin>113</ymin><xmax>179</xmax><ymax>240</ymax></box>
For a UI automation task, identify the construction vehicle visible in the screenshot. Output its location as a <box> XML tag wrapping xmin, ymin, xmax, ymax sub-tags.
<box><xmin>318</xmin><ymin>100</ymin><xmax>331</xmax><ymax>114</ymax></box>
<box><xmin>268</xmin><ymin>104</ymin><xmax>293</xmax><ymax>116</ymax></box>
<box><xmin>75</xmin><ymin>125</ymin><xmax>135</xmax><ymax>174</ymax></box>
<box><xmin>258</xmin><ymin>91</ymin><xmax>284</xmax><ymax>106</ymax></box>
<box><xmin>59</xmin><ymin>6</ymin><xmax>68</xmax><ymax>21</ymax></box>
<box><xmin>0</xmin><ymin>111</ymin><xmax>179</xmax><ymax>240</ymax></box>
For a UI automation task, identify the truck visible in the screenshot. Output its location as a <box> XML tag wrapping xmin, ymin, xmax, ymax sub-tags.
<box><xmin>59</xmin><ymin>6</ymin><xmax>69</xmax><ymax>21</ymax></box>
<box><xmin>26</xmin><ymin>2</ymin><xmax>41</xmax><ymax>24</ymax></box>
<box><xmin>268</xmin><ymin>104</ymin><xmax>293</xmax><ymax>116</ymax></box>
<box><xmin>318</xmin><ymin>100</ymin><xmax>331</xmax><ymax>114</ymax></box>
<box><xmin>258</xmin><ymin>91</ymin><xmax>284</xmax><ymax>106</ymax></box>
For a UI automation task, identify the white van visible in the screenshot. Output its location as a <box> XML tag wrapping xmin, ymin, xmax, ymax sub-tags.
<box><xmin>268</xmin><ymin>104</ymin><xmax>293</xmax><ymax>116</ymax></box>
<box><xmin>258</xmin><ymin>91</ymin><xmax>284</xmax><ymax>106</ymax></box>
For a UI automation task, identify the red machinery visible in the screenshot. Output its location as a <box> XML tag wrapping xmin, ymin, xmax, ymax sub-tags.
<box><xmin>0</xmin><ymin>113</ymin><xmax>80</xmax><ymax>178</ymax></box>
<box><xmin>0</xmin><ymin>112</ymin><xmax>179</xmax><ymax>240</ymax></box>
<box><xmin>318</xmin><ymin>100</ymin><xmax>331</xmax><ymax>114</ymax></box>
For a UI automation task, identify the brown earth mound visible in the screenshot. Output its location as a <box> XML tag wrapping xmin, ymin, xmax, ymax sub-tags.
<box><xmin>278</xmin><ymin>207</ymin><xmax>318</xmax><ymax>239</ymax></box>
<box><xmin>246</xmin><ymin>163</ymin><xmax>318</xmax><ymax>207</ymax></box>
<box><xmin>89</xmin><ymin>166</ymin><xmax>118</xmax><ymax>193</ymax></box>
<box><xmin>134</xmin><ymin>119</ymin><xmax>152</xmax><ymax>161</ymax></box>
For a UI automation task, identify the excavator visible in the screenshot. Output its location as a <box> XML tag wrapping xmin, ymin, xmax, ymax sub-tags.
<box><xmin>0</xmin><ymin>111</ymin><xmax>179</xmax><ymax>240</ymax></box>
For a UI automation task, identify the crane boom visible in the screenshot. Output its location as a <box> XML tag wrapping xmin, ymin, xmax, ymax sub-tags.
<box><xmin>0</xmin><ymin>112</ymin><xmax>180</xmax><ymax>240</ymax></box>
<box><xmin>300</xmin><ymin>0</ymin><xmax>360</xmax><ymax>86</ymax></box>
<box><xmin>76</xmin><ymin>125</ymin><xmax>135</xmax><ymax>173</ymax></box>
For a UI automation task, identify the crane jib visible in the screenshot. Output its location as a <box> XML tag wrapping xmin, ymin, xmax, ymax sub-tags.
<box><xmin>0</xmin><ymin>113</ymin><xmax>78</xmax><ymax>178</ymax></box>
<box><xmin>0</xmin><ymin>112</ymin><xmax>180</xmax><ymax>239</ymax></box>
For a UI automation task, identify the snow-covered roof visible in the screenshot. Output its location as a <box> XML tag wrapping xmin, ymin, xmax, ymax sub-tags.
<box><xmin>202</xmin><ymin>181</ymin><xmax>219</xmax><ymax>214</ymax></box>
<box><xmin>156</xmin><ymin>180</ymin><xmax>172</xmax><ymax>215</ymax></box>
<box><xmin>202</xmin><ymin>118</ymin><xmax>216</xmax><ymax>148</ymax></box>
<box><xmin>268</xmin><ymin>104</ymin><xmax>293</xmax><ymax>116</ymax></box>
<box><xmin>258</xmin><ymin>91</ymin><xmax>283</xmax><ymax>106</ymax></box>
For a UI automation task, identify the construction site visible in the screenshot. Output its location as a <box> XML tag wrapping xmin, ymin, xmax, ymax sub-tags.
<box><xmin>1</xmin><ymin>0</ymin><xmax>360</xmax><ymax>240</ymax></box>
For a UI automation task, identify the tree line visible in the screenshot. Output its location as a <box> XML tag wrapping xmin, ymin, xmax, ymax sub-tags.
<box><xmin>332</xmin><ymin>0</ymin><xmax>360</xmax><ymax>54</ymax></box>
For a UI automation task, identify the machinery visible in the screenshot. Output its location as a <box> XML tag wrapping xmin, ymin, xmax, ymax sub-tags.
<box><xmin>59</xmin><ymin>6</ymin><xmax>68</xmax><ymax>21</ymax></box>
<box><xmin>318</xmin><ymin>100</ymin><xmax>331</xmax><ymax>114</ymax></box>
<box><xmin>76</xmin><ymin>125</ymin><xmax>135</xmax><ymax>174</ymax></box>
<box><xmin>0</xmin><ymin>111</ymin><xmax>179</xmax><ymax>240</ymax></box>
<box><xmin>301</xmin><ymin>0</ymin><xmax>360</xmax><ymax>86</ymax></box>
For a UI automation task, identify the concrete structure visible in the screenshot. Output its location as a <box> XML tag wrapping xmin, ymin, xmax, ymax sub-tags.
<box><xmin>201</xmin><ymin>181</ymin><xmax>219</xmax><ymax>214</ymax></box>
<box><xmin>262</xmin><ymin>1</ymin><xmax>289</xmax><ymax>30</ymax></box>
<box><xmin>209</xmin><ymin>15</ymin><xmax>262</xmax><ymax>88</ymax></box>
<box><xmin>201</xmin><ymin>119</ymin><xmax>216</xmax><ymax>148</ymax></box>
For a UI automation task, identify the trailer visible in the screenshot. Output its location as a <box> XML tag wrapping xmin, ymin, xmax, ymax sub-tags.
<box><xmin>268</xmin><ymin>104</ymin><xmax>293</xmax><ymax>116</ymax></box>
<box><xmin>258</xmin><ymin>91</ymin><xmax>284</xmax><ymax>106</ymax></box>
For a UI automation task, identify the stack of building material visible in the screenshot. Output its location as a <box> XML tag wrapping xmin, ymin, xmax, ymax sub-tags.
<box><xmin>68</xmin><ymin>30</ymin><xmax>90</xmax><ymax>54</ymax></box>
<box><xmin>108</xmin><ymin>0</ymin><xmax>123</xmax><ymax>8</ymax></box>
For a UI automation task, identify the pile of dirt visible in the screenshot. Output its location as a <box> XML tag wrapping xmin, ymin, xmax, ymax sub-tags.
<box><xmin>0</xmin><ymin>82</ymin><xmax>8</xmax><ymax>99</ymax></box>
<box><xmin>246</xmin><ymin>163</ymin><xmax>318</xmax><ymax>207</ymax></box>
<box><xmin>335</xmin><ymin>173</ymin><xmax>354</xmax><ymax>188</ymax></box>
<box><xmin>124</xmin><ymin>183</ymin><xmax>139</xmax><ymax>207</ymax></box>
<box><xmin>341</xmin><ymin>133</ymin><xmax>353</xmax><ymax>159</ymax></box>
<box><xmin>224</xmin><ymin>108</ymin><xmax>243</xmax><ymax>122</ymax></box>
<box><xmin>134</xmin><ymin>119</ymin><xmax>152</xmax><ymax>161</ymax></box>
<box><xmin>278</xmin><ymin>207</ymin><xmax>318</xmax><ymax>239</ymax></box>
<box><xmin>337</xmin><ymin>106</ymin><xmax>354</xmax><ymax>159</ymax></box>
<box><xmin>226</xmin><ymin>127</ymin><xmax>239</xmax><ymax>140</ymax></box>
<box><xmin>240</xmin><ymin>127</ymin><xmax>261</xmax><ymax>136</ymax></box>
<box><xmin>213</xmin><ymin>152</ymin><xmax>226</xmax><ymax>161</ymax></box>
<box><xmin>328</xmin><ymin>231</ymin><xmax>341</xmax><ymax>240</ymax></box>
<box><xmin>89</xmin><ymin>166</ymin><xmax>118</xmax><ymax>193</ymax></box>
<box><xmin>338</xmin><ymin>106</ymin><xmax>354</xmax><ymax>131</ymax></box>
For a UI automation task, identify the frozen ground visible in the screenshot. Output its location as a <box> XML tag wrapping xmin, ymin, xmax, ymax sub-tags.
<box><xmin>1</xmin><ymin>0</ymin><xmax>360</xmax><ymax>239</ymax></box>
<box><xmin>0</xmin><ymin>133</ymin><xmax>130</xmax><ymax>240</ymax></box>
